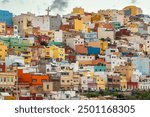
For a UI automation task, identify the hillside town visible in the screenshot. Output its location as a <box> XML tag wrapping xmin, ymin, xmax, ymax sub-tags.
<box><xmin>0</xmin><ymin>5</ymin><xmax>150</xmax><ymax>100</ymax></box>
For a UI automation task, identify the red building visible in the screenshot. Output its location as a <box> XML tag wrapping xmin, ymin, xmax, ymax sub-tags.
<box><xmin>60</xmin><ymin>24</ymin><xmax>71</xmax><ymax>31</ymax></box>
<box><xmin>6</xmin><ymin>26</ymin><xmax>13</xmax><ymax>36</ymax></box>
<box><xmin>0</xmin><ymin>61</ymin><xmax>6</xmax><ymax>72</ymax></box>
<box><xmin>35</xmin><ymin>35</ymin><xmax>50</xmax><ymax>45</ymax></box>
<box><xmin>65</xmin><ymin>46</ymin><xmax>76</xmax><ymax>62</ymax></box>
<box><xmin>116</xmin><ymin>29</ymin><xmax>131</xmax><ymax>38</ymax></box>
<box><xmin>127</xmin><ymin>82</ymin><xmax>138</xmax><ymax>91</ymax></box>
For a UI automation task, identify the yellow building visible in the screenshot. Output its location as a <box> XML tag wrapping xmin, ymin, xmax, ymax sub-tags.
<box><xmin>100</xmin><ymin>40</ymin><xmax>108</xmax><ymax>55</ymax></box>
<box><xmin>40</xmin><ymin>30</ymin><xmax>54</xmax><ymax>41</ymax></box>
<box><xmin>0</xmin><ymin>41</ymin><xmax>7</xmax><ymax>60</ymax></box>
<box><xmin>81</xmin><ymin>71</ymin><xmax>94</xmax><ymax>78</ymax></box>
<box><xmin>74</xmin><ymin>19</ymin><xmax>83</xmax><ymax>31</ymax></box>
<box><xmin>72</xmin><ymin>7</ymin><xmax>84</xmax><ymax>15</ymax></box>
<box><xmin>21</xmin><ymin>51</ymin><xmax>32</xmax><ymax>64</ymax></box>
<box><xmin>0</xmin><ymin>22</ymin><xmax>6</xmax><ymax>35</ymax></box>
<box><xmin>0</xmin><ymin>72</ymin><xmax>16</xmax><ymax>90</ymax></box>
<box><xmin>91</xmin><ymin>14</ymin><xmax>103</xmax><ymax>23</ymax></box>
<box><xmin>123</xmin><ymin>5</ymin><xmax>143</xmax><ymax>16</ymax></box>
<box><xmin>96</xmin><ymin>76</ymin><xmax>106</xmax><ymax>90</ymax></box>
<box><xmin>120</xmin><ymin>75</ymin><xmax>127</xmax><ymax>91</ymax></box>
<box><xmin>127</xmin><ymin>23</ymin><xmax>139</xmax><ymax>33</ymax></box>
<box><xmin>43</xmin><ymin>82</ymin><xmax>53</xmax><ymax>92</ymax></box>
<box><xmin>115</xmin><ymin>63</ymin><xmax>133</xmax><ymax>82</ymax></box>
<box><xmin>81</xmin><ymin>15</ymin><xmax>92</xmax><ymax>23</ymax></box>
<box><xmin>82</xmin><ymin>23</ymin><xmax>90</xmax><ymax>33</ymax></box>
<box><xmin>46</xmin><ymin>45</ymin><xmax>65</xmax><ymax>60</ymax></box>
<box><xmin>61</xmin><ymin>70</ymin><xmax>74</xmax><ymax>90</ymax></box>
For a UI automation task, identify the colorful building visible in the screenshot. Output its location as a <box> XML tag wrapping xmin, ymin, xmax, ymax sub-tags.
<box><xmin>60</xmin><ymin>70</ymin><xmax>74</xmax><ymax>90</ymax></box>
<box><xmin>72</xmin><ymin>7</ymin><xmax>84</xmax><ymax>15</ymax></box>
<box><xmin>46</xmin><ymin>45</ymin><xmax>65</xmax><ymax>61</ymax></box>
<box><xmin>120</xmin><ymin>75</ymin><xmax>127</xmax><ymax>91</ymax></box>
<box><xmin>96</xmin><ymin>76</ymin><xmax>106</xmax><ymax>90</ymax></box>
<box><xmin>74</xmin><ymin>19</ymin><xmax>83</xmax><ymax>31</ymax></box>
<box><xmin>0</xmin><ymin>72</ymin><xmax>16</xmax><ymax>90</ymax></box>
<box><xmin>115</xmin><ymin>63</ymin><xmax>133</xmax><ymax>82</ymax></box>
<box><xmin>0</xmin><ymin>22</ymin><xmax>6</xmax><ymax>35</ymax></box>
<box><xmin>0</xmin><ymin>41</ymin><xmax>7</xmax><ymax>60</ymax></box>
<box><xmin>0</xmin><ymin>10</ymin><xmax>13</xmax><ymax>26</ymax></box>
<box><xmin>123</xmin><ymin>5</ymin><xmax>143</xmax><ymax>16</ymax></box>
<box><xmin>18</xmin><ymin>69</ymin><xmax>49</xmax><ymax>86</ymax></box>
<box><xmin>100</xmin><ymin>40</ymin><xmax>108</xmax><ymax>55</ymax></box>
<box><xmin>87</xmin><ymin>46</ymin><xmax>100</xmax><ymax>55</ymax></box>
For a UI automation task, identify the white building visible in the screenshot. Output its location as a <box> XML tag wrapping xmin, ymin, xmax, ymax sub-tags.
<box><xmin>32</xmin><ymin>15</ymin><xmax>50</xmax><ymax>31</ymax></box>
<box><xmin>56</xmin><ymin>61</ymin><xmax>79</xmax><ymax>72</ymax></box>
<box><xmin>5</xmin><ymin>55</ymin><xmax>25</xmax><ymax>67</ymax></box>
<box><xmin>80</xmin><ymin>77</ymin><xmax>88</xmax><ymax>91</ymax></box>
<box><xmin>98</xmin><ymin>27</ymin><xmax>115</xmax><ymax>40</ymax></box>
<box><xmin>50</xmin><ymin>91</ymin><xmax>79</xmax><ymax>100</ymax></box>
<box><xmin>76</xmin><ymin>55</ymin><xmax>95</xmax><ymax>61</ymax></box>
<box><xmin>66</xmin><ymin>36</ymin><xmax>84</xmax><ymax>50</ymax></box>
<box><xmin>54</xmin><ymin>30</ymin><xmax>63</xmax><ymax>42</ymax></box>
<box><xmin>138</xmin><ymin>76</ymin><xmax>150</xmax><ymax>90</ymax></box>
<box><xmin>109</xmin><ymin>55</ymin><xmax>127</xmax><ymax>71</ymax></box>
<box><xmin>131</xmin><ymin>70</ymin><xmax>142</xmax><ymax>82</ymax></box>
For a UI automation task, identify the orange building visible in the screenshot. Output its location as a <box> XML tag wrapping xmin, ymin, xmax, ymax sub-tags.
<box><xmin>6</xmin><ymin>26</ymin><xmax>13</xmax><ymax>36</ymax></box>
<box><xmin>18</xmin><ymin>69</ymin><xmax>49</xmax><ymax>86</ymax></box>
<box><xmin>75</xmin><ymin>45</ymin><xmax>88</xmax><ymax>54</ymax></box>
<box><xmin>88</xmin><ymin>41</ymin><xmax>100</xmax><ymax>48</ymax></box>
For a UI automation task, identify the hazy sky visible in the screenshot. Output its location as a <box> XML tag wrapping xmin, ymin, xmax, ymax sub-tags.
<box><xmin>0</xmin><ymin>0</ymin><xmax>149</xmax><ymax>16</ymax></box>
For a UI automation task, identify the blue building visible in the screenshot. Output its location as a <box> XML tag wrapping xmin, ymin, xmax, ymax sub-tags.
<box><xmin>87</xmin><ymin>46</ymin><xmax>100</xmax><ymax>55</ymax></box>
<box><xmin>0</xmin><ymin>10</ymin><xmax>13</xmax><ymax>26</ymax></box>
<box><xmin>132</xmin><ymin>57</ymin><xmax>150</xmax><ymax>75</ymax></box>
<box><xmin>94</xmin><ymin>65</ymin><xmax>106</xmax><ymax>72</ymax></box>
<box><xmin>82</xmin><ymin>31</ymin><xmax>97</xmax><ymax>42</ymax></box>
<box><xmin>124</xmin><ymin>9</ymin><xmax>131</xmax><ymax>16</ymax></box>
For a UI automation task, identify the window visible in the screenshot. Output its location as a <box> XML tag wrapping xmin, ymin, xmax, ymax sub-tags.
<box><xmin>47</xmin><ymin>85</ymin><xmax>49</xmax><ymax>89</ymax></box>
<box><xmin>62</xmin><ymin>80</ymin><xmax>65</xmax><ymax>82</ymax></box>
<box><xmin>11</xmin><ymin>78</ymin><xmax>13</xmax><ymax>82</ymax></box>
<box><xmin>111</xmin><ymin>50</ymin><xmax>115</xmax><ymax>52</ymax></box>
<box><xmin>108</xmin><ymin>78</ymin><xmax>112</xmax><ymax>82</ymax></box>
<box><xmin>32</xmin><ymin>79</ymin><xmax>37</xmax><ymax>82</ymax></box>
<box><xmin>47</xmin><ymin>69</ymin><xmax>50</xmax><ymax>72</ymax></box>
<box><xmin>42</xmin><ymin>79</ymin><xmax>47</xmax><ymax>82</ymax></box>
<box><xmin>67</xmin><ymin>80</ymin><xmax>70</xmax><ymax>83</ymax></box>
<box><xmin>61</xmin><ymin>72</ymin><xmax>69</xmax><ymax>76</ymax></box>
<box><xmin>14</xmin><ymin>26</ymin><xmax>17</xmax><ymax>29</ymax></box>
<box><xmin>4</xmin><ymin>78</ymin><xmax>6</xmax><ymax>82</ymax></box>
<box><xmin>66</xmin><ymin>95</ymin><xmax>69</xmax><ymax>98</ymax></box>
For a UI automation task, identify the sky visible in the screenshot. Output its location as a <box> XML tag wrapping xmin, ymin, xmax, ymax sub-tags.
<box><xmin>0</xmin><ymin>0</ymin><xmax>149</xmax><ymax>16</ymax></box>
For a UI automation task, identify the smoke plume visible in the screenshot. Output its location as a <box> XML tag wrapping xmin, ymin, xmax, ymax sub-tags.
<box><xmin>50</xmin><ymin>0</ymin><xmax>69</xmax><ymax>11</ymax></box>
<box><xmin>1</xmin><ymin>0</ymin><xmax>11</xmax><ymax>4</ymax></box>
<box><xmin>131</xmin><ymin>0</ymin><xmax>137</xmax><ymax>4</ymax></box>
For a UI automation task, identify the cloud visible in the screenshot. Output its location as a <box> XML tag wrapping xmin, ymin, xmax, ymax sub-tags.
<box><xmin>50</xmin><ymin>0</ymin><xmax>69</xmax><ymax>11</ymax></box>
